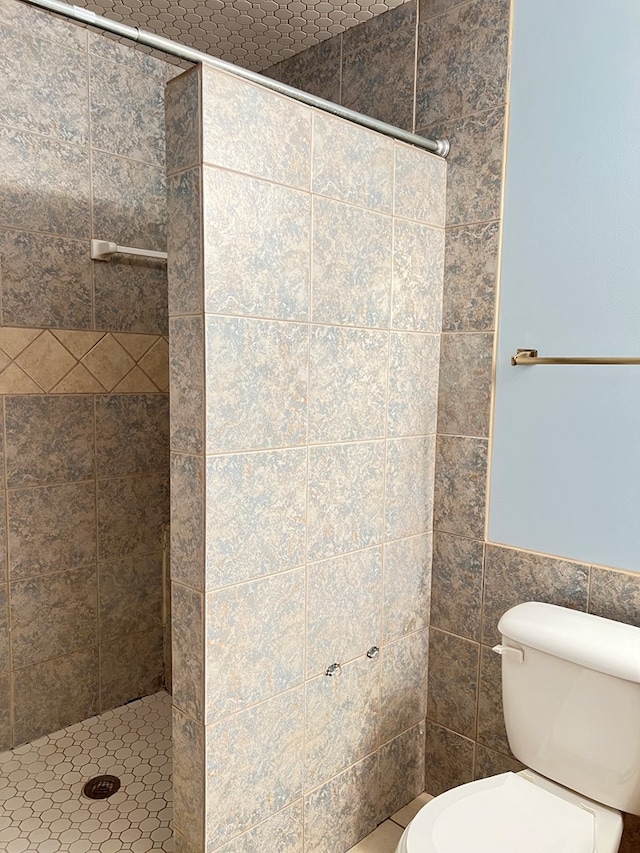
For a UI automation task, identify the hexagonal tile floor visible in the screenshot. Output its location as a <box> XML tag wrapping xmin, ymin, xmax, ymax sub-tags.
<box><xmin>0</xmin><ymin>691</ymin><xmax>172</xmax><ymax>853</ymax></box>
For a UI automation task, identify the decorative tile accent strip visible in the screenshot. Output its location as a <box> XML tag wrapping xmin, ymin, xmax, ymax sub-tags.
<box><xmin>0</xmin><ymin>327</ymin><xmax>168</xmax><ymax>394</ymax></box>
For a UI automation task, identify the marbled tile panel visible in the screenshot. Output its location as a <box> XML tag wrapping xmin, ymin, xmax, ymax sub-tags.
<box><xmin>307</xmin><ymin>441</ymin><xmax>385</xmax><ymax>562</ymax></box>
<box><xmin>430</xmin><ymin>532</ymin><xmax>484</xmax><ymax>641</ymax></box>
<box><xmin>0</xmin><ymin>402</ymin><xmax>4</xmax><ymax>490</ymax></box>
<box><xmin>10</xmin><ymin>565</ymin><xmax>97</xmax><ymax>668</ymax></box>
<box><xmin>388</xmin><ymin>332</ymin><xmax>439</xmax><ymax>437</ymax></box>
<box><xmin>308</xmin><ymin>325</ymin><xmax>388</xmax><ymax>444</ymax></box>
<box><xmin>379</xmin><ymin>629</ymin><xmax>428</xmax><ymax>744</ymax></box>
<box><xmin>176</xmin><ymin>831</ymin><xmax>201</xmax><ymax>853</ymax></box>
<box><xmin>341</xmin><ymin>28</ymin><xmax>416</xmax><ymax>132</ymax></box>
<box><xmin>4</xmin><ymin>395</ymin><xmax>95</xmax><ymax>488</ymax></box>
<box><xmin>0</xmin><ymin>672</ymin><xmax>9</xmax><ymax>751</ymax></box>
<box><xmin>205</xmin><ymin>569</ymin><xmax>304</xmax><ymax>722</ymax></box>
<box><xmin>202</xmin><ymin>66</ymin><xmax>311</xmax><ymax>191</ymax></box>
<box><xmin>12</xmin><ymin>649</ymin><xmax>99</xmax><ymax>746</ymax></box>
<box><xmin>168</xmin><ymin>167</ymin><xmax>202</xmax><ymax>317</ymax></box>
<box><xmin>99</xmin><ymin>552</ymin><xmax>162</xmax><ymax>642</ymax></box>
<box><xmin>170</xmin><ymin>315</ymin><xmax>204</xmax><ymax>455</ymax></box>
<box><xmin>205</xmin><ymin>316</ymin><xmax>308</xmax><ymax>453</ymax></box>
<box><xmin>0</xmin><ymin>494</ymin><xmax>6</xmax><ymax>584</ymax></box>
<box><xmin>342</xmin><ymin>1</ymin><xmax>416</xmax><ymax>54</ymax></box>
<box><xmin>437</xmin><ymin>332</ymin><xmax>493</xmax><ymax>437</ymax></box>
<box><xmin>385</xmin><ymin>436</ymin><xmax>436</xmax><ymax>542</ymax></box>
<box><xmin>0</xmin><ymin>0</ymin><xmax>87</xmax><ymax>51</ymax></box>
<box><xmin>95</xmin><ymin>394</ymin><xmax>169</xmax><ymax>477</ymax></box>
<box><xmin>174</xmin><ymin>705</ymin><xmax>205</xmax><ymax>850</ymax></box>
<box><xmin>481</xmin><ymin>546</ymin><xmax>590</xmax><ymax>646</ymax></box>
<box><xmin>418</xmin><ymin>0</ymin><xmax>467</xmax><ymax>20</ymax></box>
<box><xmin>383</xmin><ymin>533</ymin><xmax>431</xmax><ymax>644</ymax></box>
<box><xmin>171</xmin><ymin>453</ymin><xmax>204</xmax><ymax>591</ymax></box>
<box><xmin>589</xmin><ymin>567</ymin><xmax>640</xmax><ymax>628</ymax></box>
<box><xmin>166</xmin><ymin>67</ymin><xmax>200</xmax><ymax>176</ymax></box>
<box><xmin>205</xmin><ymin>688</ymin><xmax>304</xmax><ymax>850</ymax></box>
<box><xmin>91</xmin><ymin>149</ymin><xmax>166</xmax><ymax>251</ymax></box>
<box><xmin>0</xmin><ymin>230</ymin><xmax>92</xmax><ymax>330</ymax></box>
<box><xmin>305</xmin><ymin>655</ymin><xmax>380</xmax><ymax>790</ymax></box>
<box><xmin>312</xmin><ymin>196</ymin><xmax>392</xmax><ymax>328</ymax></box>
<box><xmin>312</xmin><ymin>113</ymin><xmax>394</xmax><ymax>213</ymax></box>
<box><xmin>94</xmin><ymin>257</ymin><xmax>168</xmax><ymax>336</ymax></box>
<box><xmin>172</xmin><ymin>582</ymin><xmax>204</xmax><ymax>722</ymax></box>
<box><xmin>433</xmin><ymin>435</ymin><xmax>487</xmax><ymax>539</ymax></box>
<box><xmin>87</xmin><ymin>32</ymin><xmax>168</xmax><ymax>77</ymax></box>
<box><xmin>391</xmin><ymin>220</ymin><xmax>444</xmax><ymax>333</ymax></box>
<box><xmin>421</xmin><ymin>107</ymin><xmax>505</xmax><ymax>227</ymax></box>
<box><xmin>427</xmin><ymin>628</ymin><xmax>478</xmax><ymax>738</ymax></box>
<box><xmin>477</xmin><ymin>643</ymin><xmax>510</xmax><ymax>756</ymax></box>
<box><xmin>203</xmin><ymin>168</ymin><xmax>310</xmax><ymax>322</ymax></box>
<box><xmin>265</xmin><ymin>36</ymin><xmax>341</xmax><ymax>103</ymax></box>
<box><xmin>8</xmin><ymin>481</ymin><xmax>96</xmax><ymax>579</ymax></box>
<box><xmin>416</xmin><ymin>0</ymin><xmax>510</xmax><ymax>126</ymax></box>
<box><xmin>393</xmin><ymin>144</ymin><xmax>446</xmax><ymax>227</ymax></box>
<box><xmin>206</xmin><ymin>449</ymin><xmax>306</xmax><ymax>589</ymax></box>
<box><xmin>99</xmin><ymin>627</ymin><xmax>164</xmax><ymax>711</ymax></box>
<box><xmin>378</xmin><ymin>723</ymin><xmax>426</xmax><ymax>819</ymax></box>
<box><xmin>90</xmin><ymin>53</ymin><xmax>165</xmax><ymax>166</ymax></box>
<box><xmin>303</xmin><ymin>752</ymin><xmax>379</xmax><ymax>853</ymax></box>
<box><xmin>215</xmin><ymin>802</ymin><xmax>303</xmax><ymax>853</ymax></box>
<box><xmin>0</xmin><ymin>126</ymin><xmax>90</xmax><ymax>239</ymax></box>
<box><xmin>0</xmin><ymin>30</ymin><xmax>88</xmax><ymax>143</ymax></box>
<box><xmin>96</xmin><ymin>473</ymin><xmax>169</xmax><ymax>561</ymax></box>
<box><xmin>474</xmin><ymin>745</ymin><xmax>524</xmax><ymax>781</ymax></box>
<box><xmin>306</xmin><ymin>546</ymin><xmax>382</xmax><ymax>678</ymax></box>
<box><xmin>0</xmin><ymin>585</ymin><xmax>8</xmax><ymax>672</ymax></box>
<box><xmin>424</xmin><ymin>720</ymin><xmax>474</xmax><ymax>797</ymax></box>
<box><xmin>442</xmin><ymin>221</ymin><xmax>500</xmax><ymax>332</ymax></box>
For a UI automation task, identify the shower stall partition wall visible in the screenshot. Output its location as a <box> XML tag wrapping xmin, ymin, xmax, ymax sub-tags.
<box><xmin>167</xmin><ymin>64</ymin><xmax>446</xmax><ymax>852</ymax></box>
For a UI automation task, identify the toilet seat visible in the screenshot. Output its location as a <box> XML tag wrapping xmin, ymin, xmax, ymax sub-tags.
<box><xmin>399</xmin><ymin>771</ymin><xmax>623</xmax><ymax>853</ymax></box>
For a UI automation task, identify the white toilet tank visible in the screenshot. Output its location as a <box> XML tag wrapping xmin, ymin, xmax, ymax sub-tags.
<box><xmin>498</xmin><ymin>602</ymin><xmax>640</xmax><ymax>815</ymax></box>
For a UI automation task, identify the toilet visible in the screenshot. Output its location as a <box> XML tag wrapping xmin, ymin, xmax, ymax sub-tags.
<box><xmin>397</xmin><ymin>601</ymin><xmax>640</xmax><ymax>852</ymax></box>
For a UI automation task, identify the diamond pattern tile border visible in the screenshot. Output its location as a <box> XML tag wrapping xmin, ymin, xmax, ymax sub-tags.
<box><xmin>0</xmin><ymin>328</ymin><xmax>169</xmax><ymax>394</ymax></box>
<box><xmin>0</xmin><ymin>691</ymin><xmax>173</xmax><ymax>853</ymax></box>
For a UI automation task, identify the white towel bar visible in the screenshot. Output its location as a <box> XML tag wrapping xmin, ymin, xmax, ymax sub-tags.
<box><xmin>90</xmin><ymin>239</ymin><xmax>168</xmax><ymax>262</ymax></box>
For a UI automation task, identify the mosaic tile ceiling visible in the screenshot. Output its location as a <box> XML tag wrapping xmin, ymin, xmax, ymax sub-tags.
<box><xmin>74</xmin><ymin>0</ymin><xmax>408</xmax><ymax>71</ymax></box>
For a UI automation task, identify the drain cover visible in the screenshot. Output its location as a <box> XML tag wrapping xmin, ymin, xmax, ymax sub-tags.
<box><xmin>82</xmin><ymin>775</ymin><xmax>121</xmax><ymax>800</ymax></box>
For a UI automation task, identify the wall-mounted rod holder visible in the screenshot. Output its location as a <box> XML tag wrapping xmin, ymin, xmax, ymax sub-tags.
<box><xmin>90</xmin><ymin>239</ymin><xmax>168</xmax><ymax>262</ymax></box>
<box><xmin>511</xmin><ymin>348</ymin><xmax>640</xmax><ymax>366</ymax></box>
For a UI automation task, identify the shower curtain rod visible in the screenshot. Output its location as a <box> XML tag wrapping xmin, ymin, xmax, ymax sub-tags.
<box><xmin>21</xmin><ymin>0</ymin><xmax>450</xmax><ymax>158</ymax></box>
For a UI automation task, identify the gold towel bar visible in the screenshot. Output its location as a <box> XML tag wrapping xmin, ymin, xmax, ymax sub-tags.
<box><xmin>512</xmin><ymin>349</ymin><xmax>640</xmax><ymax>366</ymax></box>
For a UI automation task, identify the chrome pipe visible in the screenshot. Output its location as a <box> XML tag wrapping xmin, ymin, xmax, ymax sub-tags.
<box><xmin>20</xmin><ymin>0</ymin><xmax>450</xmax><ymax>157</ymax></box>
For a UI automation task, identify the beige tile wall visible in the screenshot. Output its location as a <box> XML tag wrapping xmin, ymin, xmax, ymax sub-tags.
<box><xmin>167</xmin><ymin>64</ymin><xmax>446</xmax><ymax>852</ymax></box>
<box><xmin>270</xmin><ymin>1</ymin><xmax>640</xmax><ymax>848</ymax></box>
<box><xmin>0</xmin><ymin>0</ymin><xmax>172</xmax><ymax>749</ymax></box>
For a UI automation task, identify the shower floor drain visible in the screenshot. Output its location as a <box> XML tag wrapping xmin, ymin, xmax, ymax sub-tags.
<box><xmin>82</xmin><ymin>774</ymin><xmax>121</xmax><ymax>800</ymax></box>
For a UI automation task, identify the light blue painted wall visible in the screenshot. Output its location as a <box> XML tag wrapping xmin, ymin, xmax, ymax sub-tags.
<box><xmin>489</xmin><ymin>0</ymin><xmax>640</xmax><ymax>571</ymax></box>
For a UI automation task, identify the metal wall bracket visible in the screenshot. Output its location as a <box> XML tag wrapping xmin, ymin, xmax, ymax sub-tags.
<box><xmin>90</xmin><ymin>239</ymin><xmax>168</xmax><ymax>262</ymax></box>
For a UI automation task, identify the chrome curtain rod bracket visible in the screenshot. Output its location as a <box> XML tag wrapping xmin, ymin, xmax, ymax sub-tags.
<box><xmin>511</xmin><ymin>348</ymin><xmax>640</xmax><ymax>366</ymax></box>
<box><xmin>20</xmin><ymin>0</ymin><xmax>450</xmax><ymax>158</ymax></box>
<box><xmin>90</xmin><ymin>239</ymin><xmax>168</xmax><ymax>262</ymax></box>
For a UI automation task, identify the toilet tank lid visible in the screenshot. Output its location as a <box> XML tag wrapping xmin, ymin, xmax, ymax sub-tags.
<box><xmin>498</xmin><ymin>602</ymin><xmax>640</xmax><ymax>684</ymax></box>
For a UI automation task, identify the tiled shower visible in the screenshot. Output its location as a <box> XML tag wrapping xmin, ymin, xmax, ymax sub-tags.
<box><xmin>0</xmin><ymin>0</ymin><xmax>446</xmax><ymax>849</ymax></box>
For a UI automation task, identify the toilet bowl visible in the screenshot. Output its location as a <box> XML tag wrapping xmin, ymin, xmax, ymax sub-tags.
<box><xmin>396</xmin><ymin>770</ymin><xmax>623</xmax><ymax>853</ymax></box>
